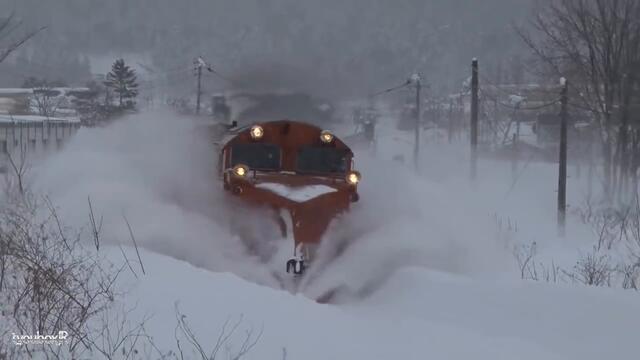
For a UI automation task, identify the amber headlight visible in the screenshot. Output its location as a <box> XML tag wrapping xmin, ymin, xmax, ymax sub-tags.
<box><xmin>250</xmin><ymin>125</ymin><xmax>264</xmax><ymax>140</ymax></box>
<box><xmin>233</xmin><ymin>164</ymin><xmax>249</xmax><ymax>177</ymax></box>
<box><xmin>320</xmin><ymin>130</ymin><xmax>334</xmax><ymax>143</ymax></box>
<box><xmin>346</xmin><ymin>171</ymin><xmax>361</xmax><ymax>185</ymax></box>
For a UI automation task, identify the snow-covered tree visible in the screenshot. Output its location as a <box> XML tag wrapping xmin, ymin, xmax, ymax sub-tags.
<box><xmin>104</xmin><ymin>58</ymin><xmax>138</xmax><ymax>108</ymax></box>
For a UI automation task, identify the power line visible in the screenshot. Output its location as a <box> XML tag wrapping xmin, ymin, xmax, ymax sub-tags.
<box><xmin>368</xmin><ymin>74</ymin><xmax>422</xmax><ymax>171</ymax></box>
<box><xmin>202</xmin><ymin>64</ymin><xmax>238</xmax><ymax>85</ymax></box>
<box><xmin>193</xmin><ymin>56</ymin><xmax>242</xmax><ymax>86</ymax></box>
<box><xmin>193</xmin><ymin>55</ymin><xmax>242</xmax><ymax>113</ymax></box>
<box><xmin>369</xmin><ymin>79</ymin><xmax>412</xmax><ymax>98</ymax></box>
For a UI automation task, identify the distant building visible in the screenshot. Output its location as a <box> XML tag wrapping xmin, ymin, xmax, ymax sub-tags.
<box><xmin>532</xmin><ymin>113</ymin><xmax>579</xmax><ymax>145</ymax></box>
<box><xmin>0</xmin><ymin>115</ymin><xmax>80</xmax><ymax>159</ymax></box>
<box><xmin>0</xmin><ymin>88</ymin><xmax>83</xmax><ymax>168</ymax></box>
<box><xmin>0</xmin><ymin>88</ymin><xmax>32</xmax><ymax>115</ymax></box>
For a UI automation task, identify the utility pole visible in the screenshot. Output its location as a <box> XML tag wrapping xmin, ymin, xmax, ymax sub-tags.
<box><xmin>412</xmin><ymin>73</ymin><xmax>422</xmax><ymax>171</ymax></box>
<box><xmin>194</xmin><ymin>57</ymin><xmax>205</xmax><ymax>115</ymax></box>
<box><xmin>619</xmin><ymin>74</ymin><xmax>631</xmax><ymax>198</ymax></box>
<box><xmin>448</xmin><ymin>98</ymin><xmax>454</xmax><ymax>144</ymax></box>
<box><xmin>558</xmin><ymin>77</ymin><xmax>569</xmax><ymax>237</ymax></box>
<box><xmin>470</xmin><ymin>58</ymin><xmax>479</xmax><ymax>181</ymax></box>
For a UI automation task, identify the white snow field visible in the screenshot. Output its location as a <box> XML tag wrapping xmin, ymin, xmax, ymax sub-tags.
<box><xmin>111</xmin><ymin>248</ymin><xmax>640</xmax><ymax>360</ymax></box>
<box><xmin>28</xmin><ymin>110</ymin><xmax>639</xmax><ymax>359</ymax></box>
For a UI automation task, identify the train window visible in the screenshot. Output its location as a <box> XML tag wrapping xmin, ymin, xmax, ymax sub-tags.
<box><xmin>231</xmin><ymin>143</ymin><xmax>281</xmax><ymax>170</ymax></box>
<box><xmin>296</xmin><ymin>147</ymin><xmax>349</xmax><ymax>174</ymax></box>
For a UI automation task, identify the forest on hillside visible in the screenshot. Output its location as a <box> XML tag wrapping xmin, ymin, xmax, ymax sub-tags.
<box><xmin>0</xmin><ymin>0</ymin><xmax>533</xmax><ymax>96</ymax></box>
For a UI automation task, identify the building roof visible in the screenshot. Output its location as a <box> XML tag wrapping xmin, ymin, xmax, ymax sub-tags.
<box><xmin>0</xmin><ymin>114</ymin><xmax>81</xmax><ymax>124</ymax></box>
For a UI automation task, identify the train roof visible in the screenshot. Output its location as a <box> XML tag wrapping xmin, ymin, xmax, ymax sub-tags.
<box><xmin>221</xmin><ymin>119</ymin><xmax>352</xmax><ymax>153</ymax></box>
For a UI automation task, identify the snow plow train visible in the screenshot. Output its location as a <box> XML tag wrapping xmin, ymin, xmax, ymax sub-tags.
<box><xmin>219</xmin><ymin>120</ymin><xmax>361</xmax><ymax>275</ymax></box>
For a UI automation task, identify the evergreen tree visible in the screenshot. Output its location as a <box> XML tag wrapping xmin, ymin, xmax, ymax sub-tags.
<box><xmin>104</xmin><ymin>58</ymin><xmax>138</xmax><ymax>108</ymax></box>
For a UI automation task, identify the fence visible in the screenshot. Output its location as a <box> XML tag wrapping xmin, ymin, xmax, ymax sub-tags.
<box><xmin>0</xmin><ymin>121</ymin><xmax>80</xmax><ymax>166</ymax></box>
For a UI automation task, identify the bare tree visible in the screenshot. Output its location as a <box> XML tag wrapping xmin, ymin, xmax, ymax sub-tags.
<box><xmin>173</xmin><ymin>303</ymin><xmax>262</xmax><ymax>360</ymax></box>
<box><xmin>5</xmin><ymin>139</ymin><xmax>29</xmax><ymax>197</ymax></box>
<box><xmin>0</xmin><ymin>12</ymin><xmax>46</xmax><ymax>64</ymax></box>
<box><xmin>33</xmin><ymin>87</ymin><xmax>64</xmax><ymax>118</ymax></box>
<box><xmin>519</xmin><ymin>0</ymin><xmax>640</xmax><ymax>199</ymax></box>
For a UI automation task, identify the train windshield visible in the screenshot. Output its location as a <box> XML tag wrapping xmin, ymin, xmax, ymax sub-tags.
<box><xmin>231</xmin><ymin>143</ymin><xmax>281</xmax><ymax>170</ymax></box>
<box><xmin>296</xmin><ymin>147</ymin><xmax>349</xmax><ymax>174</ymax></box>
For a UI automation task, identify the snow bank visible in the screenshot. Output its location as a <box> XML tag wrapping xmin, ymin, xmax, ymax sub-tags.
<box><xmin>114</xmin><ymin>248</ymin><xmax>639</xmax><ymax>360</ymax></box>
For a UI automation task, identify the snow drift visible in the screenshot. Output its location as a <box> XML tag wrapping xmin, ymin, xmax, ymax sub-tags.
<box><xmin>112</xmin><ymin>247</ymin><xmax>640</xmax><ymax>360</ymax></box>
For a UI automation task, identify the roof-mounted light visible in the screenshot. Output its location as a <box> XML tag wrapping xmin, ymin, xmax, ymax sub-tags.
<box><xmin>250</xmin><ymin>125</ymin><xmax>264</xmax><ymax>140</ymax></box>
<box><xmin>320</xmin><ymin>130</ymin><xmax>334</xmax><ymax>143</ymax></box>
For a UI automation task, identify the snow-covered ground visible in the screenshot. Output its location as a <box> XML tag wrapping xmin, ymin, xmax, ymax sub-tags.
<box><xmin>21</xmin><ymin>108</ymin><xmax>638</xmax><ymax>359</ymax></box>
<box><xmin>109</xmin><ymin>247</ymin><xmax>640</xmax><ymax>360</ymax></box>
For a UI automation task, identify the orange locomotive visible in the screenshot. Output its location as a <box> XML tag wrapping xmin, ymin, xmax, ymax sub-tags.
<box><xmin>219</xmin><ymin>120</ymin><xmax>361</xmax><ymax>275</ymax></box>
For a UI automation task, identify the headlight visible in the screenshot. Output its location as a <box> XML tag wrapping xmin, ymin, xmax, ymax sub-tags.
<box><xmin>346</xmin><ymin>171</ymin><xmax>361</xmax><ymax>185</ymax></box>
<box><xmin>320</xmin><ymin>130</ymin><xmax>334</xmax><ymax>143</ymax></box>
<box><xmin>250</xmin><ymin>125</ymin><xmax>264</xmax><ymax>140</ymax></box>
<box><xmin>233</xmin><ymin>164</ymin><xmax>249</xmax><ymax>177</ymax></box>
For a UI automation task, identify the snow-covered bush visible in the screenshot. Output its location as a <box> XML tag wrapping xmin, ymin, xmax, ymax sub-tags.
<box><xmin>0</xmin><ymin>184</ymin><xmax>129</xmax><ymax>359</ymax></box>
<box><xmin>514</xmin><ymin>197</ymin><xmax>640</xmax><ymax>290</ymax></box>
<box><xmin>0</xmin><ymin>156</ymin><xmax>261</xmax><ymax>359</ymax></box>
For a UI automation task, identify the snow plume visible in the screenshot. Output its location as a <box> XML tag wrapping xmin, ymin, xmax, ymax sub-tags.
<box><xmin>300</xmin><ymin>152</ymin><xmax>512</xmax><ymax>301</ymax></box>
<box><xmin>30</xmin><ymin>110</ymin><xmax>511</xmax><ymax>302</ymax></box>
<box><xmin>31</xmin><ymin>110</ymin><xmax>279</xmax><ymax>287</ymax></box>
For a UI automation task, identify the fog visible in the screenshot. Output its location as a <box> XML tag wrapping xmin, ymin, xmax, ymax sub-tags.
<box><xmin>0</xmin><ymin>0</ymin><xmax>532</xmax><ymax>97</ymax></box>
